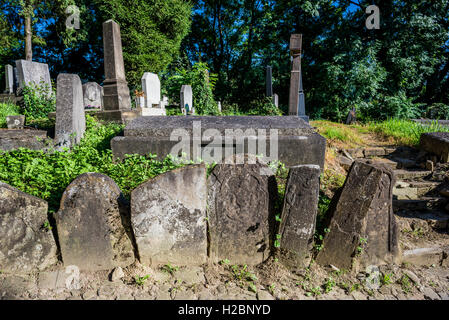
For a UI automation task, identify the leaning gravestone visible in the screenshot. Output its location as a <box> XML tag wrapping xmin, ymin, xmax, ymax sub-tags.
<box><xmin>15</xmin><ymin>59</ymin><xmax>52</xmax><ymax>93</ymax></box>
<box><xmin>55</xmin><ymin>173</ymin><xmax>135</xmax><ymax>271</ymax></box>
<box><xmin>420</xmin><ymin>132</ymin><xmax>449</xmax><ymax>163</ymax></box>
<box><xmin>131</xmin><ymin>164</ymin><xmax>208</xmax><ymax>266</ymax></box>
<box><xmin>55</xmin><ymin>74</ymin><xmax>86</xmax><ymax>149</ymax></box>
<box><xmin>5</xmin><ymin>64</ymin><xmax>14</xmax><ymax>94</ymax></box>
<box><xmin>0</xmin><ymin>182</ymin><xmax>58</xmax><ymax>274</ymax></box>
<box><xmin>180</xmin><ymin>85</ymin><xmax>193</xmax><ymax>115</ymax></box>
<box><xmin>278</xmin><ymin>165</ymin><xmax>321</xmax><ymax>268</ymax></box>
<box><xmin>82</xmin><ymin>82</ymin><xmax>103</xmax><ymax>109</ymax></box>
<box><xmin>207</xmin><ymin>155</ymin><xmax>278</xmax><ymax>265</ymax></box>
<box><xmin>316</xmin><ymin>161</ymin><xmax>400</xmax><ymax>271</ymax></box>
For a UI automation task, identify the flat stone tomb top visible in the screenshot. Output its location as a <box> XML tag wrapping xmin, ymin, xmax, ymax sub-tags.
<box><xmin>125</xmin><ymin>116</ymin><xmax>314</xmax><ymax>137</ymax></box>
<box><xmin>424</xmin><ymin>132</ymin><xmax>449</xmax><ymax>141</ymax></box>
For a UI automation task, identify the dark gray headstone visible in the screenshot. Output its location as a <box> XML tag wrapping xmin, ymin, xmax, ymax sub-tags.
<box><xmin>266</xmin><ymin>66</ymin><xmax>273</xmax><ymax>97</ymax></box>
<box><xmin>15</xmin><ymin>60</ymin><xmax>52</xmax><ymax>93</ymax></box>
<box><xmin>5</xmin><ymin>64</ymin><xmax>13</xmax><ymax>94</ymax></box>
<box><xmin>207</xmin><ymin>155</ymin><xmax>278</xmax><ymax>265</ymax></box>
<box><xmin>316</xmin><ymin>161</ymin><xmax>400</xmax><ymax>271</ymax></box>
<box><xmin>345</xmin><ymin>107</ymin><xmax>356</xmax><ymax>125</ymax></box>
<box><xmin>0</xmin><ymin>182</ymin><xmax>57</xmax><ymax>274</ymax></box>
<box><xmin>288</xmin><ymin>34</ymin><xmax>302</xmax><ymax>116</ymax></box>
<box><xmin>55</xmin><ymin>173</ymin><xmax>135</xmax><ymax>271</ymax></box>
<box><xmin>102</xmin><ymin>20</ymin><xmax>131</xmax><ymax>110</ymax></box>
<box><xmin>278</xmin><ymin>165</ymin><xmax>321</xmax><ymax>268</ymax></box>
<box><xmin>55</xmin><ymin>74</ymin><xmax>86</xmax><ymax>149</ymax></box>
<box><xmin>131</xmin><ymin>164</ymin><xmax>207</xmax><ymax>266</ymax></box>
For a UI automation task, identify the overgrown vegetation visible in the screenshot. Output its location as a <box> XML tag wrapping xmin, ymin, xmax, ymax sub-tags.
<box><xmin>0</xmin><ymin>115</ymin><xmax>190</xmax><ymax>213</ymax></box>
<box><xmin>0</xmin><ymin>102</ymin><xmax>20</xmax><ymax>127</ymax></box>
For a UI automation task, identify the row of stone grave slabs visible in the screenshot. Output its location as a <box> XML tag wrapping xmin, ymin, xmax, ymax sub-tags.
<box><xmin>1</xmin><ymin>158</ymin><xmax>410</xmax><ymax>276</ymax></box>
<box><xmin>111</xmin><ymin>115</ymin><xmax>326</xmax><ymax>168</ymax></box>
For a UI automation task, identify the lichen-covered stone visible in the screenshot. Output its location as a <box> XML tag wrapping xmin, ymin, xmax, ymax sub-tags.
<box><xmin>131</xmin><ymin>164</ymin><xmax>207</xmax><ymax>266</ymax></box>
<box><xmin>316</xmin><ymin>161</ymin><xmax>400</xmax><ymax>271</ymax></box>
<box><xmin>207</xmin><ymin>155</ymin><xmax>278</xmax><ymax>265</ymax></box>
<box><xmin>55</xmin><ymin>173</ymin><xmax>134</xmax><ymax>271</ymax></box>
<box><xmin>278</xmin><ymin>165</ymin><xmax>321</xmax><ymax>268</ymax></box>
<box><xmin>0</xmin><ymin>182</ymin><xmax>57</xmax><ymax>274</ymax></box>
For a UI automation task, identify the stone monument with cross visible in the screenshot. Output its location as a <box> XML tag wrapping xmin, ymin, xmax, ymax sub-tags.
<box><xmin>288</xmin><ymin>34</ymin><xmax>309</xmax><ymax>122</ymax></box>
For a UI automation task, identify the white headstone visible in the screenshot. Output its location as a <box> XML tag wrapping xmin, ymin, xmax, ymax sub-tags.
<box><xmin>15</xmin><ymin>60</ymin><xmax>52</xmax><ymax>93</ymax></box>
<box><xmin>141</xmin><ymin>72</ymin><xmax>161</xmax><ymax>107</ymax></box>
<box><xmin>5</xmin><ymin>65</ymin><xmax>13</xmax><ymax>94</ymax></box>
<box><xmin>218</xmin><ymin>101</ymin><xmax>222</xmax><ymax>113</ymax></box>
<box><xmin>273</xmin><ymin>94</ymin><xmax>279</xmax><ymax>108</ymax></box>
<box><xmin>82</xmin><ymin>82</ymin><xmax>103</xmax><ymax>109</ymax></box>
<box><xmin>180</xmin><ymin>85</ymin><xmax>193</xmax><ymax>115</ymax></box>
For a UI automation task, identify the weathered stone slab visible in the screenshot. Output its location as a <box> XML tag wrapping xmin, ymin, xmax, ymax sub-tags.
<box><xmin>5</xmin><ymin>64</ymin><xmax>14</xmax><ymax>94</ymax></box>
<box><xmin>55</xmin><ymin>74</ymin><xmax>86</xmax><ymax>149</ymax></box>
<box><xmin>102</xmin><ymin>20</ymin><xmax>131</xmax><ymax>110</ymax></box>
<box><xmin>131</xmin><ymin>164</ymin><xmax>207</xmax><ymax>266</ymax></box>
<box><xmin>55</xmin><ymin>173</ymin><xmax>135</xmax><ymax>271</ymax></box>
<box><xmin>180</xmin><ymin>85</ymin><xmax>193</xmax><ymax>115</ymax></box>
<box><xmin>111</xmin><ymin>116</ymin><xmax>326</xmax><ymax>168</ymax></box>
<box><xmin>0</xmin><ymin>129</ymin><xmax>49</xmax><ymax>151</ymax></box>
<box><xmin>316</xmin><ymin>161</ymin><xmax>400</xmax><ymax>271</ymax></box>
<box><xmin>420</xmin><ymin>132</ymin><xmax>449</xmax><ymax>163</ymax></box>
<box><xmin>207</xmin><ymin>155</ymin><xmax>278</xmax><ymax>265</ymax></box>
<box><xmin>278</xmin><ymin>165</ymin><xmax>321</xmax><ymax>268</ymax></box>
<box><xmin>15</xmin><ymin>60</ymin><xmax>52</xmax><ymax>93</ymax></box>
<box><xmin>82</xmin><ymin>82</ymin><xmax>103</xmax><ymax>109</ymax></box>
<box><xmin>0</xmin><ymin>182</ymin><xmax>57</xmax><ymax>274</ymax></box>
<box><xmin>6</xmin><ymin>115</ymin><xmax>25</xmax><ymax>129</ymax></box>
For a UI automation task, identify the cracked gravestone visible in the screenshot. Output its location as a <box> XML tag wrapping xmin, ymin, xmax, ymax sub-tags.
<box><xmin>0</xmin><ymin>182</ymin><xmax>57</xmax><ymax>274</ymax></box>
<box><xmin>131</xmin><ymin>164</ymin><xmax>207</xmax><ymax>266</ymax></box>
<box><xmin>207</xmin><ymin>155</ymin><xmax>278</xmax><ymax>265</ymax></box>
<box><xmin>278</xmin><ymin>165</ymin><xmax>321</xmax><ymax>268</ymax></box>
<box><xmin>55</xmin><ymin>173</ymin><xmax>135</xmax><ymax>271</ymax></box>
<box><xmin>316</xmin><ymin>161</ymin><xmax>400</xmax><ymax>271</ymax></box>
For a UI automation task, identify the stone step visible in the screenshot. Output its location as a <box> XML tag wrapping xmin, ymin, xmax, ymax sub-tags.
<box><xmin>393</xmin><ymin>197</ymin><xmax>448</xmax><ymax>211</ymax></box>
<box><xmin>402</xmin><ymin>246</ymin><xmax>449</xmax><ymax>266</ymax></box>
<box><xmin>393</xmin><ymin>181</ymin><xmax>441</xmax><ymax>200</ymax></box>
<box><xmin>395</xmin><ymin>210</ymin><xmax>449</xmax><ymax>230</ymax></box>
<box><xmin>394</xmin><ymin>169</ymin><xmax>432</xmax><ymax>180</ymax></box>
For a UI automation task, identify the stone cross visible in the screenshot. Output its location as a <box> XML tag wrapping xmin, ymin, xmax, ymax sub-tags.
<box><xmin>55</xmin><ymin>74</ymin><xmax>86</xmax><ymax>150</ymax></box>
<box><xmin>266</xmin><ymin>66</ymin><xmax>273</xmax><ymax>97</ymax></box>
<box><xmin>5</xmin><ymin>65</ymin><xmax>13</xmax><ymax>94</ymax></box>
<box><xmin>180</xmin><ymin>85</ymin><xmax>193</xmax><ymax>115</ymax></box>
<box><xmin>82</xmin><ymin>82</ymin><xmax>103</xmax><ymax>109</ymax></box>
<box><xmin>141</xmin><ymin>72</ymin><xmax>161</xmax><ymax>107</ymax></box>
<box><xmin>102</xmin><ymin>20</ymin><xmax>131</xmax><ymax>110</ymax></box>
<box><xmin>288</xmin><ymin>34</ymin><xmax>303</xmax><ymax>116</ymax></box>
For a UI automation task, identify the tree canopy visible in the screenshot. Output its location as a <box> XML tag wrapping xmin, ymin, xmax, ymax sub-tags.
<box><xmin>0</xmin><ymin>0</ymin><xmax>448</xmax><ymax>120</ymax></box>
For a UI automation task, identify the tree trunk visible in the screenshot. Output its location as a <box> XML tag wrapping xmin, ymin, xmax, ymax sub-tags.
<box><xmin>24</xmin><ymin>1</ymin><xmax>32</xmax><ymax>61</ymax></box>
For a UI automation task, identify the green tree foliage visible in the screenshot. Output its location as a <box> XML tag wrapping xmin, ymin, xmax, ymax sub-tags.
<box><xmin>162</xmin><ymin>62</ymin><xmax>219</xmax><ymax>115</ymax></box>
<box><xmin>94</xmin><ymin>0</ymin><xmax>192</xmax><ymax>85</ymax></box>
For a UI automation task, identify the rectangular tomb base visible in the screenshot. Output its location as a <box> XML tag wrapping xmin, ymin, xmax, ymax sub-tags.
<box><xmin>0</xmin><ymin>129</ymin><xmax>50</xmax><ymax>151</ymax></box>
<box><xmin>420</xmin><ymin>132</ymin><xmax>449</xmax><ymax>163</ymax></box>
<box><xmin>92</xmin><ymin>109</ymin><xmax>141</xmax><ymax>124</ymax></box>
<box><xmin>111</xmin><ymin>116</ymin><xmax>326</xmax><ymax>168</ymax></box>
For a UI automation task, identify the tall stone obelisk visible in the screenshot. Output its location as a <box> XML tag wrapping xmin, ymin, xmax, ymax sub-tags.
<box><xmin>288</xmin><ymin>34</ymin><xmax>308</xmax><ymax>122</ymax></box>
<box><xmin>102</xmin><ymin>20</ymin><xmax>131</xmax><ymax>110</ymax></box>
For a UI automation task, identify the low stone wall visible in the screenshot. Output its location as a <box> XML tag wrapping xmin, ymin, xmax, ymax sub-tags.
<box><xmin>420</xmin><ymin>132</ymin><xmax>449</xmax><ymax>163</ymax></box>
<box><xmin>0</xmin><ymin>158</ymin><xmax>401</xmax><ymax>275</ymax></box>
